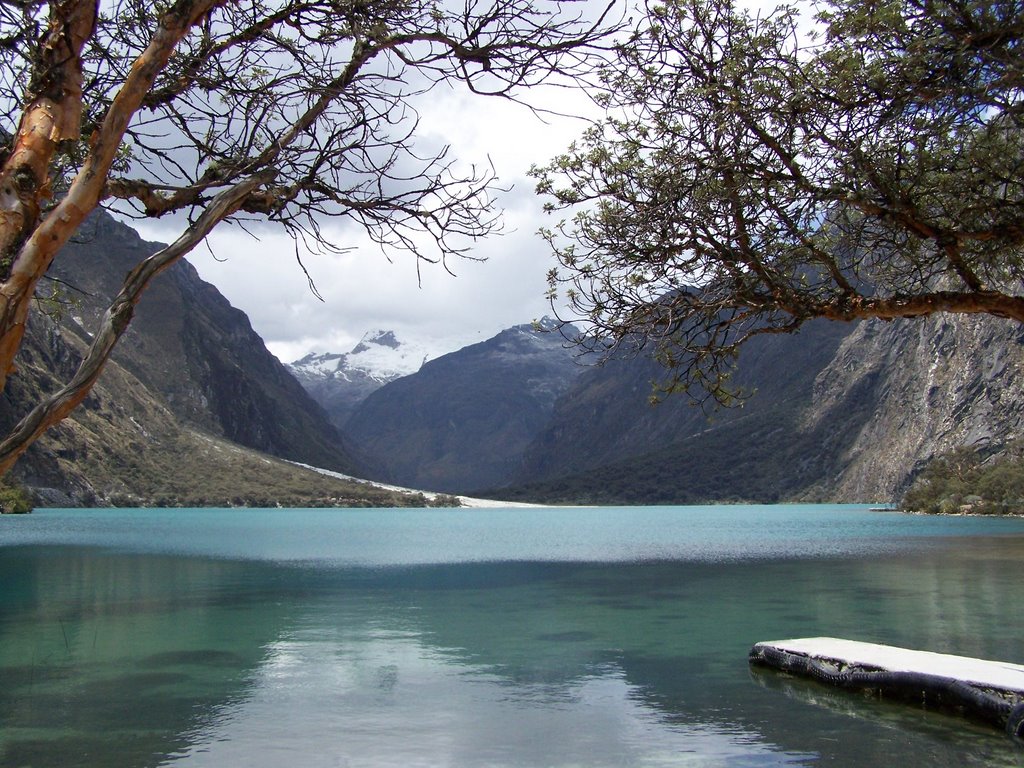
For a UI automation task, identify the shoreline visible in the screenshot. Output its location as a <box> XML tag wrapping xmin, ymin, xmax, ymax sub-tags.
<box><xmin>896</xmin><ymin>508</ymin><xmax>1024</xmax><ymax>520</ymax></box>
<box><xmin>288</xmin><ymin>461</ymin><xmax>543</xmax><ymax>508</ymax></box>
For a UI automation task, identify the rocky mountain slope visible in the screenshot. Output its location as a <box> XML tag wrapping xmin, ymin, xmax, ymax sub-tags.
<box><xmin>46</xmin><ymin>212</ymin><xmax>360</xmax><ymax>474</ymax></box>
<box><xmin>495</xmin><ymin>314</ymin><xmax>1024</xmax><ymax>505</ymax></box>
<box><xmin>345</xmin><ymin>320</ymin><xmax>584</xmax><ymax>493</ymax></box>
<box><xmin>7</xmin><ymin>212</ymin><xmax>1020</xmax><ymax>508</ymax></box>
<box><xmin>498</xmin><ymin>319</ymin><xmax>861</xmax><ymax>504</ymax></box>
<box><xmin>520</xmin><ymin>320</ymin><xmax>853</xmax><ymax>485</ymax></box>
<box><xmin>0</xmin><ymin>211</ymin><xmax>432</xmax><ymax>507</ymax></box>
<box><xmin>288</xmin><ymin>330</ymin><xmax>430</xmax><ymax>427</ymax></box>
<box><xmin>806</xmin><ymin>313</ymin><xmax>1024</xmax><ymax>501</ymax></box>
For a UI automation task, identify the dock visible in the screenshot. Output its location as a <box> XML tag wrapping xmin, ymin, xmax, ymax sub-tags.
<box><xmin>749</xmin><ymin>637</ymin><xmax>1024</xmax><ymax>737</ymax></box>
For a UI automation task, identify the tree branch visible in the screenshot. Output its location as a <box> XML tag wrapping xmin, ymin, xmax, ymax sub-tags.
<box><xmin>0</xmin><ymin>172</ymin><xmax>269</xmax><ymax>476</ymax></box>
<box><xmin>0</xmin><ymin>0</ymin><xmax>225</xmax><ymax>393</ymax></box>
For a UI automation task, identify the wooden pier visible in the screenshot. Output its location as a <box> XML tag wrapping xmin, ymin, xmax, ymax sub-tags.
<box><xmin>749</xmin><ymin>637</ymin><xmax>1024</xmax><ymax>737</ymax></box>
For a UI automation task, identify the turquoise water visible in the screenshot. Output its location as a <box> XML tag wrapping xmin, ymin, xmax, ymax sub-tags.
<box><xmin>1</xmin><ymin>505</ymin><xmax>1024</xmax><ymax>766</ymax></box>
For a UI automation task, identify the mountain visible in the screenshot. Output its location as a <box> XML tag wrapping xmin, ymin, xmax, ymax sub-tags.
<box><xmin>8</xmin><ymin>211</ymin><xmax>1020</xmax><ymax>508</ymax></box>
<box><xmin>288</xmin><ymin>330</ymin><xmax>430</xmax><ymax>427</ymax></box>
<box><xmin>494</xmin><ymin>314</ymin><xmax>1024</xmax><ymax>505</ymax></box>
<box><xmin>344</xmin><ymin>319</ymin><xmax>585</xmax><ymax>493</ymax></box>
<box><xmin>499</xmin><ymin>319</ymin><xmax>859</xmax><ymax>504</ymax></box>
<box><xmin>45</xmin><ymin>212</ymin><xmax>362</xmax><ymax>474</ymax></box>
<box><xmin>0</xmin><ymin>211</ymin><xmax>430</xmax><ymax>507</ymax></box>
<box><xmin>1</xmin><ymin>311</ymin><xmax>429</xmax><ymax>507</ymax></box>
<box><xmin>333</xmin><ymin>305</ymin><xmax>1022</xmax><ymax>505</ymax></box>
<box><xmin>804</xmin><ymin>312</ymin><xmax>1024</xmax><ymax>501</ymax></box>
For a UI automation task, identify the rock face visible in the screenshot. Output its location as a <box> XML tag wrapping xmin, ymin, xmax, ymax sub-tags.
<box><xmin>506</xmin><ymin>319</ymin><xmax>858</xmax><ymax>504</ymax></box>
<box><xmin>48</xmin><ymin>212</ymin><xmax>359</xmax><ymax>473</ymax></box>
<box><xmin>288</xmin><ymin>330</ymin><xmax>430</xmax><ymax>427</ymax></box>
<box><xmin>8</xmin><ymin>212</ymin><xmax>1021</xmax><ymax>507</ymax></box>
<box><xmin>335</xmin><ymin>308</ymin><xmax>1022</xmax><ymax>504</ymax></box>
<box><xmin>345</xmin><ymin>321</ymin><xmax>584</xmax><ymax>493</ymax></box>
<box><xmin>806</xmin><ymin>313</ymin><xmax>1024</xmax><ymax>501</ymax></box>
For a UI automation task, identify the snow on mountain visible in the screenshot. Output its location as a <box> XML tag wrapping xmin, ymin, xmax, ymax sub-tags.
<box><xmin>343</xmin><ymin>318</ymin><xmax>586</xmax><ymax>494</ymax></box>
<box><xmin>290</xmin><ymin>351</ymin><xmax>346</xmax><ymax>379</ymax></box>
<box><xmin>291</xmin><ymin>330</ymin><xmax>430</xmax><ymax>384</ymax></box>
<box><xmin>287</xmin><ymin>330</ymin><xmax>431</xmax><ymax>427</ymax></box>
<box><xmin>345</xmin><ymin>330</ymin><xmax>431</xmax><ymax>382</ymax></box>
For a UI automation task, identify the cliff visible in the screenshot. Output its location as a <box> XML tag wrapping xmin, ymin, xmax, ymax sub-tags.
<box><xmin>0</xmin><ymin>212</ymin><xmax>404</xmax><ymax>506</ymax></box>
<box><xmin>807</xmin><ymin>313</ymin><xmax>1024</xmax><ymax>500</ymax></box>
<box><xmin>492</xmin><ymin>314</ymin><xmax>1023</xmax><ymax>504</ymax></box>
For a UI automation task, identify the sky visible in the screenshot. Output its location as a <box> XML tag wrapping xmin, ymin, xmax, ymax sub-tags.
<box><xmin>131</xmin><ymin>80</ymin><xmax>595</xmax><ymax>366</ymax></box>
<box><xmin>125</xmin><ymin>0</ymin><xmax>808</xmax><ymax>367</ymax></box>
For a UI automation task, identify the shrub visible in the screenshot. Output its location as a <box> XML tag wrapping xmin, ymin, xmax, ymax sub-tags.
<box><xmin>903</xmin><ymin>443</ymin><xmax>1024</xmax><ymax>515</ymax></box>
<box><xmin>0</xmin><ymin>481</ymin><xmax>33</xmax><ymax>513</ymax></box>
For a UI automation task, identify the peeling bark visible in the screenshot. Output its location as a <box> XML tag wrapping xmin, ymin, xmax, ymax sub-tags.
<box><xmin>0</xmin><ymin>0</ymin><xmax>96</xmax><ymax>259</ymax></box>
<box><xmin>0</xmin><ymin>0</ymin><xmax>224</xmax><ymax>395</ymax></box>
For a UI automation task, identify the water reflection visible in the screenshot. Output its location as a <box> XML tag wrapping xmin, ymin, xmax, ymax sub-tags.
<box><xmin>749</xmin><ymin>666</ymin><xmax>1022</xmax><ymax>764</ymax></box>
<box><xmin>0</xmin><ymin>547</ymin><xmax>286</xmax><ymax>767</ymax></box>
<box><xmin>171</xmin><ymin>624</ymin><xmax>809</xmax><ymax>768</ymax></box>
<box><xmin>1</xmin><ymin>527</ymin><xmax>1023</xmax><ymax>766</ymax></box>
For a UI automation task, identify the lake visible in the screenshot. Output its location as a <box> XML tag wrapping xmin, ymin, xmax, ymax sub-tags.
<box><xmin>2</xmin><ymin>504</ymin><xmax>1024</xmax><ymax>767</ymax></box>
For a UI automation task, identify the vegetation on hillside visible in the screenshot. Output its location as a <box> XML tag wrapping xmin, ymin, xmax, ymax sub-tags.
<box><xmin>41</xmin><ymin>426</ymin><xmax>460</xmax><ymax>509</ymax></box>
<box><xmin>492</xmin><ymin>407</ymin><xmax>845</xmax><ymax>506</ymax></box>
<box><xmin>2</xmin><ymin>299</ymin><xmax>461</xmax><ymax>509</ymax></box>
<box><xmin>902</xmin><ymin>444</ymin><xmax>1024</xmax><ymax>515</ymax></box>
<box><xmin>0</xmin><ymin>480</ymin><xmax>32</xmax><ymax>513</ymax></box>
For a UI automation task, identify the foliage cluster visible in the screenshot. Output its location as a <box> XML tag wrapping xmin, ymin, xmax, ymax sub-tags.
<box><xmin>902</xmin><ymin>444</ymin><xmax>1024</xmax><ymax>515</ymax></box>
<box><xmin>0</xmin><ymin>480</ymin><xmax>32</xmax><ymax>513</ymax></box>
<box><xmin>428</xmin><ymin>494</ymin><xmax>464</xmax><ymax>507</ymax></box>
<box><xmin>536</xmin><ymin>0</ymin><xmax>1024</xmax><ymax>404</ymax></box>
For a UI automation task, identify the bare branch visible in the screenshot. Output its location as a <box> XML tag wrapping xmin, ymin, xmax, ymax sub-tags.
<box><xmin>0</xmin><ymin>0</ymin><xmax>623</xmax><ymax>469</ymax></box>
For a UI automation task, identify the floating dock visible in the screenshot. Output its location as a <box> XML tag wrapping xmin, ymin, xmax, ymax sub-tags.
<box><xmin>749</xmin><ymin>637</ymin><xmax>1024</xmax><ymax>737</ymax></box>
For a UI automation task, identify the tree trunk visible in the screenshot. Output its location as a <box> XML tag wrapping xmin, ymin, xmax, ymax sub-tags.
<box><xmin>0</xmin><ymin>0</ymin><xmax>97</xmax><ymax>386</ymax></box>
<box><xmin>0</xmin><ymin>0</ymin><xmax>223</xmax><ymax>399</ymax></box>
<box><xmin>0</xmin><ymin>175</ymin><xmax>267</xmax><ymax>476</ymax></box>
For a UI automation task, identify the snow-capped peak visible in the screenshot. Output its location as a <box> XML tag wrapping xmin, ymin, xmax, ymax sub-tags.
<box><xmin>289</xmin><ymin>330</ymin><xmax>429</xmax><ymax>385</ymax></box>
<box><xmin>343</xmin><ymin>329</ymin><xmax>429</xmax><ymax>382</ymax></box>
<box><xmin>534</xmin><ymin>315</ymin><xmax>561</xmax><ymax>333</ymax></box>
<box><xmin>351</xmin><ymin>329</ymin><xmax>401</xmax><ymax>354</ymax></box>
<box><xmin>289</xmin><ymin>351</ymin><xmax>346</xmax><ymax>378</ymax></box>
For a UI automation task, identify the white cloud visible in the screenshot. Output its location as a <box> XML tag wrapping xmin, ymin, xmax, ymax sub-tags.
<box><xmin>132</xmin><ymin>80</ymin><xmax>592</xmax><ymax>365</ymax></box>
<box><xmin>119</xmin><ymin>1</ymin><xmax>825</xmax><ymax>367</ymax></box>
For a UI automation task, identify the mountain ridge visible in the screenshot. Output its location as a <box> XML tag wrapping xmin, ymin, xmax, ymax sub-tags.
<box><xmin>5</xmin><ymin>212</ymin><xmax>1021</xmax><ymax>508</ymax></box>
<box><xmin>48</xmin><ymin>212</ymin><xmax>361</xmax><ymax>474</ymax></box>
<box><xmin>344</xmin><ymin>321</ymin><xmax>586</xmax><ymax>493</ymax></box>
<box><xmin>331</xmin><ymin>309</ymin><xmax>1022</xmax><ymax>506</ymax></box>
<box><xmin>489</xmin><ymin>314</ymin><xmax>1023</xmax><ymax>505</ymax></box>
